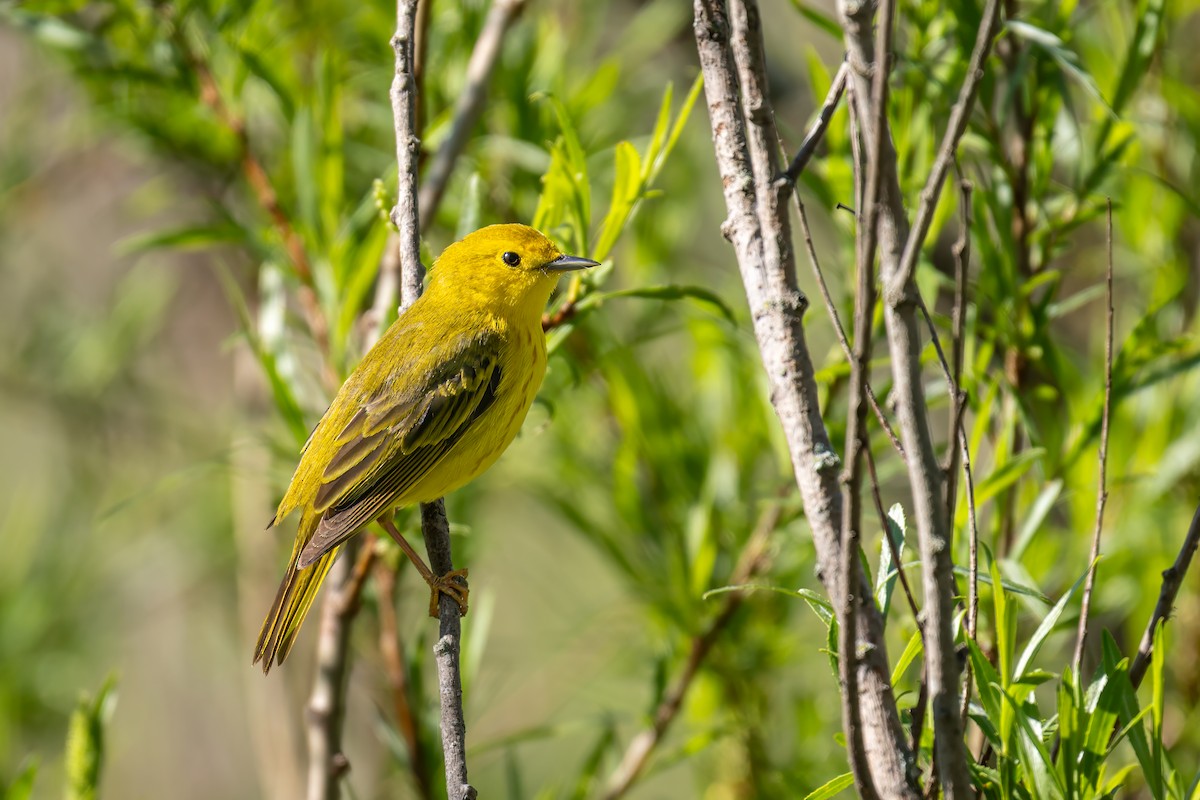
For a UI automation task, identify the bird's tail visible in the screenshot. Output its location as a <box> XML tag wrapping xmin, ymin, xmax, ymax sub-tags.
<box><xmin>254</xmin><ymin>511</ymin><xmax>341</xmax><ymax>673</ymax></box>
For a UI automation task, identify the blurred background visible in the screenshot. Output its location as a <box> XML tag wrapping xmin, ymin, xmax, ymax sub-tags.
<box><xmin>2</xmin><ymin>0</ymin><xmax>1199</xmax><ymax>798</ymax></box>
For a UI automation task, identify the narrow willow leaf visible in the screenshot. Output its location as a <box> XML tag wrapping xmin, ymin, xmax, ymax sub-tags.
<box><xmin>802</xmin><ymin>772</ymin><xmax>855</xmax><ymax>800</ymax></box>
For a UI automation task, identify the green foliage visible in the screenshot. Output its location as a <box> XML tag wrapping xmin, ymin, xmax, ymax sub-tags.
<box><xmin>63</xmin><ymin>678</ymin><xmax>116</xmax><ymax>800</ymax></box>
<box><xmin>2</xmin><ymin>0</ymin><xmax>1199</xmax><ymax>797</ymax></box>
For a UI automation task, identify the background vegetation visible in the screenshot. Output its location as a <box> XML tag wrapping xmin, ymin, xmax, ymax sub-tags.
<box><xmin>1</xmin><ymin>0</ymin><xmax>1198</xmax><ymax>797</ymax></box>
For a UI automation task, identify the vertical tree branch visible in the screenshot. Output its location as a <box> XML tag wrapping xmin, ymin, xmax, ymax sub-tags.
<box><xmin>693</xmin><ymin>1</ymin><xmax>919</xmax><ymax>795</ymax></box>
<box><xmin>889</xmin><ymin>0</ymin><xmax>1004</xmax><ymax>295</ymax></box>
<box><xmin>419</xmin><ymin>502</ymin><xmax>476</xmax><ymax>800</ymax></box>
<box><xmin>836</xmin><ymin>0</ymin><xmax>895</xmax><ymax>791</ymax></box>
<box><xmin>392</xmin><ymin>2</ymin><xmax>475</xmax><ymax>798</ymax></box>
<box><xmin>391</xmin><ymin>0</ymin><xmax>425</xmax><ymax>307</ymax></box>
<box><xmin>417</xmin><ymin>0</ymin><xmax>528</xmax><ymax>232</ymax></box>
<box><xmin>1071</xmin><ymin>198</ymin><xmax>1115</xmax><ymax>678</ymax></box>
<box><xmin>838</xmin><ymin>1</ymin><xmax>1002</xmax><ymax>796</ymax></box>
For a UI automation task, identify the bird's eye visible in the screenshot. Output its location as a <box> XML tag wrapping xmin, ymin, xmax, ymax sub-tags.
<box><xmin>501</xmin><ymin>251</ymin><xmax>521</xmax><ymax>267</ymax></box>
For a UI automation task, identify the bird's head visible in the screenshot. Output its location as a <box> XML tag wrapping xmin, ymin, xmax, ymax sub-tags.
<box><xmin>428</xmin><ymin>224</ymin><xmax>598</xmax><ymax>318</ymax></box>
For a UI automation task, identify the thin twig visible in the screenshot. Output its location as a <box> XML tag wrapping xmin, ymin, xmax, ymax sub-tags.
<box><xmin>1129</xmin><ymin>501</ymin><xmax>1200</xmax><ymax>689</ymax></box>
<box><xmin>889</xmin><ymin>0</ymin><xmax>1003</xmax><ymax>298</ymax></box>
<box><xmin>600</xmin><ymin>504</ymin><xmax>779</xmax><ymax>800</ymax></box>
<box><xmin>418</xmin><ymin>0</ymin><xmax>528</xmax><ymax>232</ymax></box>
<box><xmin>792</xmin><ymin>176</ymin><xmax>904</xmax><ymax>459</ymax></box>
<box><xmin>942</xmin><ymin>178</ymin><xmax>981</xmax><ymax>730</ymax></box>
<box><xmin>943</xmin><ymin>176</ymin><xmax>972</xmax><ymax>519</ymax></box>
<box><xmin>374</xmin><ymin>556</ymin><xmax>434</xmax><ymax>800</ymax></box>
<box><xmin>419</xmin><ymin>501</ymin><xmax>475</xmax><ymax>800</ymax></box>
<box><xmin>783</xmin><ymin>62</ymin><xmax>849</xmax><ymax>185</ymax></box>
<box><xmin>307</xmin><ymin>542</ymin><xmax>377</xmax><ymax>800</ymax></box>
<box><xmin>1071</xmin><ymin>198</ymin><xmax>1115</xmax><ymax>678</ymax></box>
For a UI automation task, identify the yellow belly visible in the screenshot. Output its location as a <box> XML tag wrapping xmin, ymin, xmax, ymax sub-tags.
<box><xmin>401</xmin><ymin>326</ymin><xmax>546</xmax><ymax>505</ymax></box>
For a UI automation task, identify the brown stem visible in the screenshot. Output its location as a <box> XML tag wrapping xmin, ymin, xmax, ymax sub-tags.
<box><xmin>1071</xmin><ymin>199</ymin><xmax>1116</xmax><ymax>678</ymax></box>
<box><xmin>835</xmin><ymin>0</ymin><xmax>895</xmax><ymax>791</ymax></box>
<box><xmin>694</xmin><ymin>0</ymin><xmax>918</xmax><ymax>794</ymax></box>
<box><xmin>1129</xmin><ymin>501</ymin><xmax>1200</xmax><ymax>689</ymax></box>
<box><xmin>374</xmin><ymin>559</ymin><xmax>434</xmax><ymax>800</ymax></box>
<box><xmin>784</xmin><ymin>62</ymin><xmax>849</xmax><ymax>185</ymax></box>
<box><xmin>888</xmin><ymin>0</ymin><xmax>1003</xmax><ymax>296</ymax></box>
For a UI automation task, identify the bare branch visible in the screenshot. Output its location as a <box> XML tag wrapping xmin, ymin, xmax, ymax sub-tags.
<box><xmin>601</xmin><ymin>505</ymin><xmax>778</xmax><ymax>800</ymax></box>
<box><xmin>783</xmin><ymin>62</ymin><xmax>849</xmax><ymax>185</ymax></box>
<box><xmin>306</xmin><ymin>543</ymin><xmax>377</xmax><ymax>800</ymax></box>
<box><xmin>391</xmin><ymin>0</ymin><xmax>425</xmax><ymax>309</ymax></box>
<box><xmin>836</xmin><ymin>0</ymin><xmax>896</xmax><ymax>789</ymax></box>
<box><xmin>838</xmin><ymin>0</ymin><xmax>978</xmax><ymax>792</ymax></box>
<box><xmin>789</xmin><ymin>109</ymin><xmax>904</xmax><ymax>459</ymax></box>
<box><xmin>889</xmin><ymin>0</ymin><xmax>1003</xmax><ymax>297</ymax></box>
<box><xmin>1072</xmin><ymin>198</ymin><xmax>1116</xmax><ymax>677</ymax></box>
<box><xmin>418</xmin><ymin>0</ymin><xmax>528</xmax><ymax>232</ymax></box>
<box><xmin>693</xmin><ymin>0</ymin><xmax>918</xmax><ymax>794</ymax></box>
<box><xmin>1129</xmin><ymin>501</ymin><xmax>1200</xmax><ymax>689</ymax></box>
<box><xmin>418</xmin><ymin>501</ymin><xmax>476</xmax><ymax>800</ymax></box>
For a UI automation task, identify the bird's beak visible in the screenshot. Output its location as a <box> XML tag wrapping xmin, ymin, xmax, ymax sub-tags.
<box><xmin>546</xmin><ymin>254</ymin><xmax>600</xmax><ymax>272</ymax></box>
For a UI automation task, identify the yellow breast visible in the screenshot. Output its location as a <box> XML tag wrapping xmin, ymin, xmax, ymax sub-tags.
<box><xmin>402</xmin><ymin>321</ymin><xmax>547</xmax><ymax>505</ymax></box>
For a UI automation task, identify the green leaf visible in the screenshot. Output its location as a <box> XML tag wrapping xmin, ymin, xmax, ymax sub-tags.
<box><xmin>992</xmin><ymin>558</ymin><xmax>1016</xmax><ymax>688</ymax></box>
<box><xmin>238</xmin><ymin>47</ymin><xmax>296</xmax><ymax>118</ymax></box>
<box><xmin>802</xmin><ymin>772</ymin><xmax>855</xmax><ymax>800</ymax></box>
<box><xmin>65</xmin><ymin>676</ymin><xmax>118</xmax><ymax>800</ymax></box>
<box><xmin>967</xmin><ymin>638</ymin><xmax>1003</xmax><ymax>724</ymax></box>
<box><xmin>973</xmin><ymin>448</ymin><xmax>1046</xmax><ymax>507</ymax></box>
<box><xmin>875</xmin><ymin>503</ymin><xmax>906</xmax><ymax>622</ymax></box>
<box><xmin>1010</xmin><ymin>480</ymin><xmax>1063</xmax><ymax>561</ymax></box>
<box><xmin>1109</xmin><ymin>0</ymin><xmax>1165</xmax><ymax>118</ymax></box>
<box><xmin>890</xmin><ymin>628</ymin><xmax>924</xmax><ymax>687</ymax></box>
<box><xmin>1013</xmin><ymin>560</ymin><xmax>1094</xmax><ymax>679</ymax></box>
<box><xmin>592</xmin><ymin>140</ymin><xmax>643</xmax><ymax>263</ymax></box>
<box><xmin>1006</xmin><ymin>20</ymin><xmax>1110</xmax><ymax>113</ymax></box>
<box><xmin>785</xmin><ymin>0</ymin><xmax>843</xmax><ymax>39</ymax></box>
<box><xmin>2</xmin><ymin>761</ymin><xmax>37</xmax><ymax>800</ymax></box>
<box><xmin>118</xmin><ymin>222</ymin><xmax>250</xmax><ymax>255</ymax></box>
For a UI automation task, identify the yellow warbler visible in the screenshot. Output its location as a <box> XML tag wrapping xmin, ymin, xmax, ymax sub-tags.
<box><xmin>254</xmin><ymin>224</ymin><xmax>597</xmax><ymax>673</ymax></box>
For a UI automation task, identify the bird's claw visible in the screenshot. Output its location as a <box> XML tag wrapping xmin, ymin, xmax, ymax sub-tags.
<box><xmin>427</xmin><ymin>568</ymin><xmax>469</xmax><ymax>618</ymax></box>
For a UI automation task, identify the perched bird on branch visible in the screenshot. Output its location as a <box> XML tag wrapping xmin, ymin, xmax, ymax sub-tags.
<box><xmin>254</xmin><ymin>224</ymin><xmax>597</xmax><ymax>673</ymax></box>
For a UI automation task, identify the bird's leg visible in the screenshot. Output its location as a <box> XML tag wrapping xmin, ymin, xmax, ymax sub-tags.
<box><xmin>377</xmin><ymin>515</ymin><xmax>468</xmax><ymax>618</ymax></box>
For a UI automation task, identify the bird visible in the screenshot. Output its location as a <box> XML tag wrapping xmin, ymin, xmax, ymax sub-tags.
<box><xmin>254</xmin><ymin>223</ymin><xmax>598</xmax><ymax>673</ymax></box>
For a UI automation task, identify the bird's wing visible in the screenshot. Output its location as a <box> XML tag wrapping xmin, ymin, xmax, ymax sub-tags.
<box><xmin>297</xmin><ymin>334</ymin><xmax>503</xmax><ymax>567</ymax></box>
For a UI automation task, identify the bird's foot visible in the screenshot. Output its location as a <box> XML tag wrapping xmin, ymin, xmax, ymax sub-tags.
<box><xmin>427</xmin><ymin>568</ymin><xmax>469</xmax><ymax>618</ymax></box>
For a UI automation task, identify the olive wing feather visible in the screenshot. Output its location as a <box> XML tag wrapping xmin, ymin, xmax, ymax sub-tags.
<box><xmin>297</xmin><ymin>337</ymin><xmax>503</xmax><ymax>567</ymax></box>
